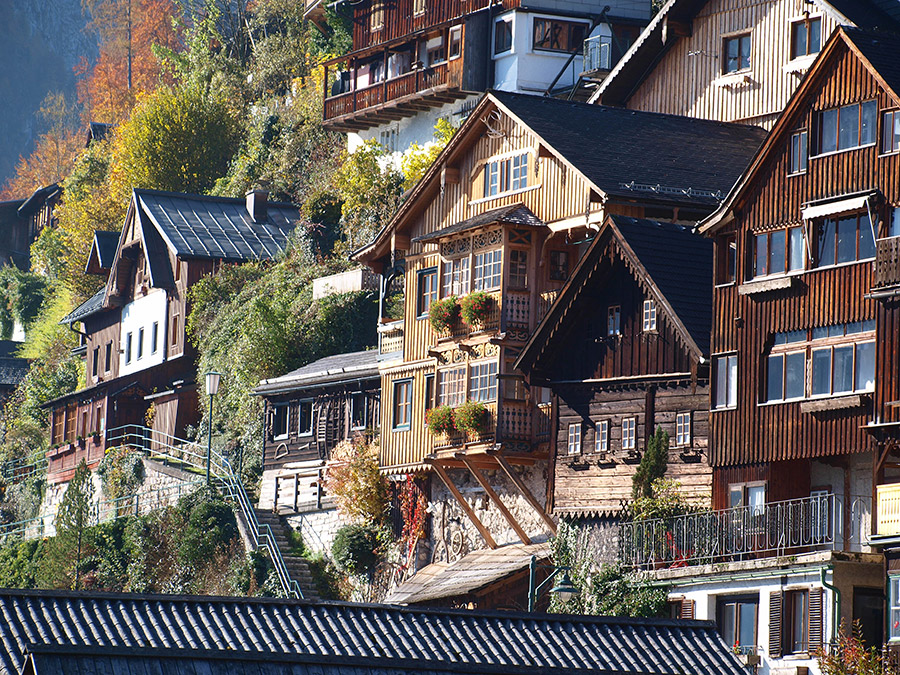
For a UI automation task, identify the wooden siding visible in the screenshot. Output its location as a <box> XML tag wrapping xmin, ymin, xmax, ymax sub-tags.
<box><xmin>622</xmin><ymin>0</ymin><xmax>839</xmax><ymax>127</ymax></box>
<box><xmin>709</xmin><ymin>40</ymin><xmax>900</xmax><ymax>468</ymax></box>
<box><xmin>554</xmin><ymin>382</ymin><xmax>711</xmax><ymax>514</ymax></box>
<box><xmin>711</xmin><ymin>459</ymin><xmax>809</xmax><ymax>509</ymax></box>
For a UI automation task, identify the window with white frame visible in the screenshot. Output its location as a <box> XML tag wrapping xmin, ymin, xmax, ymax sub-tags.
<box><xmin>676</xmin><ymin>413</ymin><xmax>691</xmax><ymax>446</ymax></box>
<box><xmin>714</xmin><ymin>354</ymin><xmax>738</xmax><ymax>409</ymax></box>
<box><xmin>298</xmin><ymin>400</ymin><xmax>314</xmax><ymax>436</ymax></box>
<box><xmin>473</xmin><ymin>249</ymin><xmax>502</xmax><ymax>291</ymax></box>
<box><xmin>442</xmin><ymin>257</ymin><xmax>470</xmax><ymax>297</ymax></box>
<box><xmin>622</xmin><ymin>417</ymin><xmax>636</xmax><ymax>450</ymax></box>
<box><xmin>607</xmin><ymin>306</ymin><xmax>621</xmax><ymax>336</ymax></box>
<box><xmin>413</xmin><ymin>0</ymin><xmax>425</xmax><ymax>16</ymax></box>
<box><xmin>272</xmin><ymin>404</ymin><xmax>289</xmax><ymax>440</ymax></box>
<box><xmin>483</xmin><ymin>153</ymin><xmax>529</xmax><ymax>198</ymax></box>
<box><xmin>370</xmin><ymin>1</ymin><xmax>384</xmax><ymax>31</ymax></box>
<box><xmin>890</xmin><ymin>576</ymin><xmax>900</xmax><ymax>640</ymax></box>
<box><xmin>438</xmin><ymin>366</ymin><xmax>466</xmax><ymax>407</ymax></box>
<box><xmin>595</xmin><ymin>420</ymin><xmax>609</xmax><ymax>453</ymax></box>
<box><xmin>642</xmin><ymin>299</ymin><xmax>657</xmax><ymax>332</ymax></box>
<box><xmin>350</xmin><ymin>392</ymin><xmax>366</xmax><ymax>430</ymax></box>
<box><xmin>469</xmin><ymin>361</ymin><xmax>498</xmax><ymax>402</ymax></box>
<box><xmin>509</xmin><ymin>249</ymin><xmax>528</xmax><ymax>287</ymax></box>
<box><xmin>567</xmin><ymin>423</ymin><xmax>582</xmax><ymax>455</ymax></box>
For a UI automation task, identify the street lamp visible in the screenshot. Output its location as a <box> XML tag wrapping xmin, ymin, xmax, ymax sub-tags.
<box><xmin>205</xmin><ymin>371</ymin><xmax>222</xmax><ymax>484</ymax></box>
<box><xmin>527</xmin><ymin>554</ymin><xmax>580</xmax><ymax>612</ymax></box>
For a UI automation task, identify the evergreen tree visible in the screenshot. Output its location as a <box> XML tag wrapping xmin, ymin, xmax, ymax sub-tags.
<box><xmin>48</xmin><ymin>460</ymin><xmax>95</xmax><ymax>589</ymax></box>
<box><xmin>632</xmin><ymin>427</ymin><xmax>669</xmax><ymax>500</ymax></box>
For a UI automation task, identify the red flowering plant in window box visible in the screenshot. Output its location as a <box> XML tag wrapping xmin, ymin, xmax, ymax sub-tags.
<box><xmin>453</xmin><ymin>400</ymin><xmax>489</xmax><ymax>435</ymax></box>
<box><xmin>428</xmin><ymin>296</ymin><xmax>459</xmax><ymax>333</ymax></box>
<box><xmin>426</xmin><ymin>405</ymin><xmax>455</xmax><ymax>435</ymax></box>
<box><xmin>460</xmin><ymin>291</ymin><xmax>493</xmax><ymax>328</ymax></box>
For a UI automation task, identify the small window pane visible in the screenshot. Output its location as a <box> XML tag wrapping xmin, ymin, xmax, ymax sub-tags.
<box><xmin>856</xmin><ymin>341</ymin><xmax>875</xmax><ymax>391</ymax></box>
<box><xmin>820</xmin><ymin>109</ymin><xmax>838</xmax><ymax>154</ymax></box>
<box><xmin>836</xmin><ymin>216</ymin><xmax>857</xmax><ymax>264</ymax></box>
<box><xmin>809</xmin><ymin>18</ymin><xmax>821</xmax><ymax>53</ymax></box>
<box><xmin>832</xmin><ymin>345</ymin><xmax>854</xmax><ymax>393</ymax></box>
<box><xmin>769</xmin><ymin>230</ymin><xmax>786</xmax><ymax>274</ymax></box>
<box><xmin>818</xmin><ymin>219</ymin><xmax>836</xmax><ymax>267</ymax></box>
<box><xmin>755</xmin><ymin>234</ymin><xmax>768</xmax><ymax>277</ymax></box>
<box><xmin>838</xmin><ymin>103</ymin><xmax>859</xmax><ymax>150</ymax></box>
<box><xmin>812</xmin><ymin>348</ymin><xmax>831</xmax><ymax>395</ymax></box>
<box><xmin>788</xmin><ymin>227</ymin><xmax>805</xmax><ymax>271</ymax></box>
<box><xmin>861</xmin><ymin>100</ymin><xmax>877</xmax><ymax>145</ymax></box>
<box><xmin>767</xmin><ymin>354</ymin><xmax>784</xmax><ymax>402</ymax></box>
<box><xmin>785</xmin><ymin>352</ymin><xmax>806</xmax><ymax>399</ymax></box>
<box><xmin>859</xmin><ymin>215</ymin><xmax>875</xmax><ymax>259</ymax></box>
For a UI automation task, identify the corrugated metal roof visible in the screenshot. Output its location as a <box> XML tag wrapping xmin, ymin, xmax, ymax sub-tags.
<box><xmin>0</xmin><ymin>590</ymin><xmax>745</xmax><ymax>675</ymax></box>
<box><xmin>254</xmin><ymin>350</ymin><xmax>379</xmax><ymax>395</ymax></box>
<box><xmin>135</xmin><ymin>189</ymin><xmax>300</xmax><ymax>262</ymax></box>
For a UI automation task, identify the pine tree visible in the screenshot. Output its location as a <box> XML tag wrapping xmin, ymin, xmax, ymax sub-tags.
<box><xmin>632</xmin><ymin>426</ymin><xmax>669</xmax><ymax>500</ymax></box>
<box><xmin>49</xmin><ymin>460</ymin><xmax>95</xmax><ymax>589</ymax></box>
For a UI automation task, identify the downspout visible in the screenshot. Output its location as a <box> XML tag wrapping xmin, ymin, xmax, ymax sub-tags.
<box><xmin>821</xmin><ymin>566</ymin><xmax>841</xmax><ymax>644</ymax></box>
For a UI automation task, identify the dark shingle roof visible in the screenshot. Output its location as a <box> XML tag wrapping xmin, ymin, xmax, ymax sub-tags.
<box><xmin>412</xmin><ymin>204</ymin><xmax>544</xmax><ymax>243</ymax></box>
<box><xmin>135</xmin><ymin>189</ymin><xmax>300</xmax><ymax>262</ymax></box>
<box><xmin>824</xmin><ymin>0</ymin><xmax>900</xmax><ymax>29</ymax></box>
<box><xmin>843</xmin><ymin>28</ymin><xmax>900</xmax><ymax>97</ymax></box>
<box><xmin>60</xmin><ymin>289</ymin><xmax>106</xmax><ymax>325</ymax></box>
<box><xmin>0</xmin><ymin>590</ymin><xmax>745</xmax><ymax>675</ymax></box>
<box><xmin>0</xmin><ymin>357</ymin><xmax>29</xmax><ymax>387</ymax></box>
<box><xmin>613</xmin><ymin>216</ymin><xmax>713</xmax><ymax>354</ymax></box>
<box><xmin>493</xmin><ymin>91</ymin><xmax>767</xmax><ymax>207</ymax></box>
<box><xmin>92</xmin><ymin>231</ymin><xmax>120</xmax><ymax>269</ymax></box>
<box><xmin>254</xmin><ymin>350</ymin><xmax>379</xmax><ymax>395</ymax></box>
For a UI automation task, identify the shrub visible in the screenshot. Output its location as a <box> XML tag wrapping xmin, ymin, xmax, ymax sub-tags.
<box><xmin>98</xmin><ymin>446</ymin><xmax>145</xmax><ymax>502</ymax></box>
<box><xmin>332</xmin><ymin>523</ymin><xmax>380</xmax><ymax>576</ymax></box>
<box><xmin>428</xmin><ymin>296</ymin><xmax>458</xmax><ymax>333</ymax></box>
<box><xmin>175</xmin><ymin>487</ymin><xmax>238</xmax><ymax>568</ymax></box>
<box><xmin>453</xmin><ymin>401</ymin><xmax>488</xmax><ymax>434</ymax></box>
<box><xmin>459</xmin><ymin>291</ymin><xmax>493</xmax><ymax>327</ymax></box>
<box><xmin>324</xmin><ymin>439</ymin><xmax>389</xmax><ymax>525</ymax></box>
<box><xmin>426</xmin><ymin>405</ymin><xmax>455</xmax><ymax>435</ymax></box>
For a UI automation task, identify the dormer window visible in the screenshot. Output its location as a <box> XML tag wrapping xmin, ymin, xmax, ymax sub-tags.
<box><xmin>723</xmin><ymin>33</ymin><xmax>750</xmax><ymax>73</ymax></box>
<box><xmin>791</xmin><ymin>17</ymin><xmax>821</xmax><ymax>59</ymax></box>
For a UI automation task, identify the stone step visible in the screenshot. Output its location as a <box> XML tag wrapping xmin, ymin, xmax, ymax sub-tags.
<box><xmin>251</xmin><ymin>508</ymin><xmax>320</xmax><ymax>601</ymax></box>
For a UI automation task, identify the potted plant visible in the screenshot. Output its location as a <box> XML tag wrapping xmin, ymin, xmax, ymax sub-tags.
<box><xmin>453</xmin><ymin>401</ymin><xmax>489</xmax><ymax>436</ymax></box>
<box><xmin>91</xmin><ymin>430</ymin><xmax>101</xmax><ymax>443</ymax></box>
<box><xmin>426</xmin><ymin>406</ymin><xmax>455</xmax><ymax>435</ymax></box>
<box><xmin>76</xmin><ymin>435</ymin><xmax>85</xmax><ymax>447</ymax></box>
<box><xmin>429</xmin><ymin>296</ymin><xmax>459</xmax><ymax>333</ymax></box>
<box><xmin>460</xmin><ymin>291</ymin><xmax>493</xmax><ymax>328</ymax></box>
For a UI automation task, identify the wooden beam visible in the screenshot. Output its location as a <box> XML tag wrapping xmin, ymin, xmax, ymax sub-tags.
<box><xmin>428</xmin><ymin>460</ymin><xmax>497</xmax><ymax>549</ymax></box>
<box><xmin>492</xmin><ymin>452</ymin><xmax>557</xmax><ymax>536</ymax></box>
<box><xmin>458</xmin><ymin>455</ymin><xmax>532</xmax><ymax>545</ymax></box>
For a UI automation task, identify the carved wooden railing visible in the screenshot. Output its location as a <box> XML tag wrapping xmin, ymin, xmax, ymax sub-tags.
<box><xmin>504</xmin><ymin>290</ymin><xmax>530</xmax><ymax>329</ymax></box>
<box><xmin>325</xmin><ymin>63</ymin><xmax>449</xmax><ymax>121</ymax></box>
<box><xmin>432</xmin><ymin>401</ymin><xmax>497</xmax><ymax>450</ymax></box>
<box><xmin>876</xmin><ymin>482</ymin><xmax>900</xmax><ymax>536</ymax></box>
<box><xmin>874</xmin><ymin>236</ymin><xmax>900</xmax><ymax>289</ymax></box>
<box><xmin>378</xmin><ymin>320</ymin><xmax>404</xmax><ymax>357</ymax></box>
<box><xmin>498</xmin><ymin>400</ymin><xmax>532</xmax><ymax>441</ymax></box>
<box><xmin>537</xmin><ymin>290</ymin><xmax>559</xmax><ymax>323</ymax></box>
<box><xmin>435</xmin><ymin>291</ymin><xmax>502</xmax><ymax>341</ymax></box>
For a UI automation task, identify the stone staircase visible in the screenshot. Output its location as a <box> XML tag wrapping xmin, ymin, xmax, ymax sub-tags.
<box><xmin>254</xmin><ymin>509</ymin><xmax>321</xmax><ymax>601</ymax></box>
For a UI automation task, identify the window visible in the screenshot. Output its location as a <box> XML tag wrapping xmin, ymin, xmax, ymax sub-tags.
<box><xmin>714</xmin><ymin>354</ymin><xmax>738</xmax><ymax>409</ymax></box>
<box><xmin>723</xmin><ymin>33</ymin><xmax>751</xmax><ymax>73</ymax></box>
<box><xmin>105</xmin><ymin>341</ymin><xmax>112</xmax><ymax>372</ymax></box>
<box><xmin>810</xmin><ymin>323</ymin><xmax>876</xmax><ymax>396</ymax></box>
<box><xmin>393</xmin><ymin>380</ymin><xmax>412</xmax><ymax>430</ymax></box>
<box><xmin>549</xmin><ymin>250</ymin><xmax>569</xmax><ymax>281</ymax></box>
<box><xmin>423</xmin><ymin>374</ymin><xmax>435</xmax><ymax>418</ymax></box>
<box><xmin>730</xmin><ymin>482</ymin><xmax>766</xmax><ymax>514</ymax></box>
<box><xmin>427</xmin><ymin>40</ymin><xmax>446</xmax><ymax>66</ymax></box>
<box><xmin>596</xmin><ymin>420</ymin><xmax>609</xmax><ymax>453</ymax></box>
<box><xmin>151</xmin><ymin>322</ymin><xmax>159</xmax><ymax>354</ymax></box>
<box><xmin>785</xmin><ymin>590</ymin><xmax>809</xmax><ymax>654</ymax></box>
<box><xmin>172</xmin><ymin>315</ymin><xmax>179</xmax><ymax>347</ymax></box>
<box><xmin>791</xmin><ymin>17</ymin><xmax>821</xmax><ymax>59</ymax></box>
<box><xmin>607</xmin><ymin>306</ymin><xmax>621</xmax><ymax>336</ymax></box>
<box><xmin>413</xmin><ymin>0</ymin><xmax>425</xmax><ymax>16</ymax></box>
<box><xmin>272</xmin><ymin>404</ymin><xmax>288</xmax><ymax>440</ymax></box>
<box><xmin>137</xmin><ymin>327</ymin><xmax>144</xmax><ymax>360</ymax></box>
<box><xmin>642</xmin><ymin>300</ymin><xmax>657</xmax><ymax>332</ymax></box>
<box><xmin>349</xmin><ymin>393</ymin><xmax>367</xmax><ymax>430</ymax></box>
<box><xmin>125</xmin><ymin>332</ymin><xmax>133</xmax><ymax>365</ymax></box>
<box><xmin>370</xmin><ymin>1</ymin><xmax>384</xmax><ymax>31</ymax></box>
<box><xmin>716</xmin><ymin>234</ymin><xmax>737</xmax><ymax>285</ymax></box>
<box><xmin>766</xmin><ymin>339</ymin><xmax>806</xmax><ymax>403</ymax></box>
<box><xmin>753</xmin><ymin>226</ymin><xmax>805</xmax><ymax>278</ymax></box>
<box><xmin>438</xmin><ymin>366</ymin><xmax>466</xmax><ymax>406</ymax></box>
<box><xmin>442</xmin><ymin>257</ymin><xmax>470</xmax><ymax>297</ymax></box>
<box><xmin>892</xmin><ymin>207</ymin><xmax>900</xmax><ymax>238</ymax></box>
<box><xmin>790</xmin><ymin>130</ymin><xmax>808</xmax><ymax>174</ymax></box>
<box><xmin>509</xmin><ymin>249</ymin><xmax>528</xmax><ymax>288</ymax></box>
<box><xmin>717</xmin><ymin>595</ymin><xmax>758</xmax><ymax>653</ymax></box>
<box><xmin>495</xmin><ymin>19</ymin><xmax>512</xmax><ymax>54</ymax></box>
<box><xmin>815</xmin><ymin>213</ymin><xmax>875</xmax><ymax>267</ymax></box>
<box><xmin>483</xmin><ymin>154</ymin><xmax>528</xmax><ymax>197</ymax></box>
<box><xmin>533</xmin><ymin>18</ymin><xmax>587</xmax><ymax>53</ymax></box>
<box><xmin>473</xmin><ymin>249</ymin><xmax>502</xmax><ymax>291</ymax></box>
<box><xmin>567</xmin><ymin>423</ymin><xmax>582</xmax><ymax>455</ymax></box>
<box><xmin>418</xmin><ymin>267</ymin><xmax>438</xmax><ymax>316</ymax></box>
<box><xmin>890</xmin><ymin>577</ymin><xmax>900</xmax><ymax>640</ymax></box>
<box><xmin>469</xmin><ymin>361</ymin><xmax>498</xmax><ymax>402</ymax></box>
<box><xmin>622</xmin><ymin>417</ymin><xmax>636</xmax><ymax>450</ymax></box>
<box><xmin>676</xmin><ymin>413</ymin><xmax>691</xmax><ymax>446</ymax></box>
<box><xmin>883</xmin><ymin>110</ymin><xmax>900</xmax><ymax>154</ymax></box>
<box><xmin>298</xmin><ymin>400</ymin><xmax>314</xmax><ymax>436</ymax></box>
<box><xmin>449</xmin><ymin>26</ymin><xmax>462</xmax><ymax>59</ymax></box>
<box><xmin>380</xmin><ymin>127</ymin><xmax>398</xmax><ymax>153</ymax></box>
<box><xmin>817</xmin><ymin>101</ymin><xmax>877</xmax><ymax>154</ymax></box>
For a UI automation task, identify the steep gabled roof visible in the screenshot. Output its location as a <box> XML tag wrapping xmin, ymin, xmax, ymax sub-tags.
<box><xmin>700</xmin><ymin>27</ymin><xmax>900</xmax><ymax>234</ymax></box>
<box><xmin>594</xmin><ymin>0</ymin><xmax>900</xmax><ymax>108</ymax></box>
<box><xmin>516</xmin><ymin>215</ymin><xmax>713</xmax><ymax>378</ymax></box>
<box><xmin>0</xmin><ymin>589</ymin><xmax>745</xmax><ymax>675</ymax></box>
<box><xmin>85</xmin><ymin>230</ymin><xmax>120</xmax><ymax>275</ymax></box>
<box><xmin>253</xmin><ymin>349</ymin><xmax>379</xmax><ymax>395</ymax></box>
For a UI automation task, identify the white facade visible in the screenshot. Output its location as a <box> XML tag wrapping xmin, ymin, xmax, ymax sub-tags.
<box><xmin>119</xmin><ymin>290</ymin><xmax>167</xmax><ymax>376</ymax></box>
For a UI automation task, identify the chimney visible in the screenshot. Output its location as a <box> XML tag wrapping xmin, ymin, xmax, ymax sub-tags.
<box><xmin>246</xmin><ymin>189</ymin><xmax>268</xmax><ymax>222</ymax></box>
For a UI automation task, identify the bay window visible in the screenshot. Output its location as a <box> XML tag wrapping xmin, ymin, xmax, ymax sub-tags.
<box><xmin>469</xmin><ymin>361</ymin><xmax>498</xmax><ymax>402</ymax></box>
<box><xmin>438</xmin><ymin>366</ymin><xmax>466</xmax><ymax>407</ymax></box>
<box><xmin>473</xmin><ymin>249</ymin><xmax>502</xmax><ymax>291</ymax></box>
<box><xmin>442</xmin><ymin>257</ymin><xmax>470</xmax><ymax>297</ymax></box>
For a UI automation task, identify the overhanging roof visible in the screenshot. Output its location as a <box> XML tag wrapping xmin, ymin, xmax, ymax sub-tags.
<box><xmin>253</xmin><ymin>350</ymin><xmax>380</xmax><ymax>395</ymax></box>
<box><xmin>412</xmin><ymin>204</ymin><xmax>544</xmax><ymax>244</ymax></box>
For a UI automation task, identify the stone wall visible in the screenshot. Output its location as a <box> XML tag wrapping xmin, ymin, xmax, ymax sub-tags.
<box><xmin>284</xmin><ymin>497</ymin><xmax>346</xmax><ymax>556</ymax></box>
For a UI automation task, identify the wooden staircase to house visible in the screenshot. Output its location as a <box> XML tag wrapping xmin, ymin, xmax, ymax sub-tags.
<box><xmin>254</xmin><ymin>509</ymin><xmax>321</xmax><ymax>602</ymax></box>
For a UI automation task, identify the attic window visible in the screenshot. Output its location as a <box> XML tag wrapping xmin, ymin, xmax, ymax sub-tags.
<box><xmin>642</xmin><ymin>300</ymin><xmax>657</xmax><ymax>332</ymax></box>
<box><xmin>483</xmin><ymin>153</ymin><xmax>528</xmax><ymax>198</ymax></box>
<box><xmin>723</xmin><ymin>33</ymin><xmax>751</xmax><ymax>73</ymax></box>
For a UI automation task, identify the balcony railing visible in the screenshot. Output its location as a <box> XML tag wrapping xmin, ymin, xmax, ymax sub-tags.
<box><xmin>583</xmin><ymin>35</ymin><xmax>612</xmax><ymax>72</ymax></box>
<box><xmin>876</xmin><ymin>482</ymin><xmax>900</xmax><ymax>536</ymax></box>
<box><xmin>325</xmin><ymin>63</ymin><xmax>449</xmax><ymax>121</ymax></box>
<box><xmin>619</xmin><ymin>494</ymin><xmax>870</xmax><ymax>570</ymax></box>
<box><xmin>537</xmin><ymin>290</ymin><xmax>559</xmax><ymax>323</ymax></box>
<box><xmin>378</xmin><ymin>320</ymin><xmax>404</xmax><ymax>358</ymax></box>
<box><xmin>435</xmin><ymin>291</ymin><xmax>502</xmax><ymax>341</ymax></box>
<box><xmin>432</xmin><ymin>401</ymin><xmax>497</xmax><ymax>450</ymax></box>
<box><xmin>874</xmin><ymin>236</ymin><xmax>900</xmax><ymax>289</ymax></box>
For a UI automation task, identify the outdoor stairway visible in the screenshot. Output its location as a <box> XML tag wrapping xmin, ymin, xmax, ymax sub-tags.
<box><xmin>254</xmin><ymin>508</ymin><xmax>320</xmax><ymax>601</ymax></box>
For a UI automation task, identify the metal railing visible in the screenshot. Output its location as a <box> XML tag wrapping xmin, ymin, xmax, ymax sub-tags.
<box><xmin>583</xmin><ymin>35</ymin><xmax>611</xmax><ymax>72</ymax></box>
<box><xmin>106</xmin><ymin>425</ymin><xmax>305</xmax><ymax>599</ymax></box>
<box><xmin>619</xmin><ymin>494</ymin><xmax>871</xmax><ymax>570</ymax></box>
<box><xmin>0</xmin><ymin>453</ymin><xmax>48</xmax><ymax>483</ymax></box>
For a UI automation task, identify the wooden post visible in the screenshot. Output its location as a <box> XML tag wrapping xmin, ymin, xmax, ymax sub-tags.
<box><xmin>274</xmin><ymin>475</ymin><xmax>280</xmax><ymax>511</ymax></box>
<box><xmin>429</xmin><ymin>459</ymin><xmax>497</xmax><ymax>549</ymax></box>
<box><xmin>459</xmin><ymin>455</ymin><xmax>532</xmax><ymax>545</ymax></box>
<box><xmin>294</xmin><ymin>473</ymin><xmax>300</xmax><ymax>512</ymax></box>
<box><xmin>492</xmin><ymin>452</ymin><xmax>557</xmax><ymax>535</ymax></box>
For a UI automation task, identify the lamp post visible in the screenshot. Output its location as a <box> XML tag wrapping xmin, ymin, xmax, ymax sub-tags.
<box><xmin>527</xmin><ymin>554</ymin><xmax>580</xmax><ymax>612</ymax></box>
<box><xmin>205</xmin><ymin>371</ymin><xmax>222</xmax><ymax>485</ymax></box>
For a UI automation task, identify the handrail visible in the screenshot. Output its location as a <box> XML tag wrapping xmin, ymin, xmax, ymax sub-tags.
<box><xmin>0</xmin><ymin>453</ymin><xmax>49</xmax><ymax>483</ymax></box>
<box><xmin>106</xmin><ymin>425</ymin><xmax>305</xmax><ymax>599</ymax></box>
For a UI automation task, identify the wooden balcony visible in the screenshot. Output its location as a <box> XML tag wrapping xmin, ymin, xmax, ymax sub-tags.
<box><xmin>873</xmin><ymin>236</ymin><xmax>900</xmax><ymax>289</ymax></box>
<box><xmin>378</xmin><ymin>320</ymin><xmax>404</xmax><ymax>359</ymax></box>
<box><xmin>876</xmin><ymin>482</ymin><xmax>900</xmax><ymax>536</ymax></box>
<box><xmin>435</xmin><ymin>291</ymin><xmax>502</xmax><ymax>342</ymax></box>
<box><xmin>432</xmin><ymin>399</ymin><xmax>549</xmax><ymax>451</ymax></box>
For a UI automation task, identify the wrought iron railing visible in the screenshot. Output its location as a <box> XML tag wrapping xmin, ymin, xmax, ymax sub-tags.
<box><xmin>619</xmin><ymin>494</ymin><xmax>870</xmax><ymax>570</ymax></box>
<box><xmin>106</xmin><ymin>425</ymin><xmax>305</xmax><ymax>599</ymax></box>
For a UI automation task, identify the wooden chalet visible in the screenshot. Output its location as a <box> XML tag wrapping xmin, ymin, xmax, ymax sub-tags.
<box><xmin>353</xmin><ymin>90</ymin><xmax>765</xmax><ymax>553</ymax></box>
<box><xmin>515</xmin><ymin>216</ymin><xmax>713</xmax><ymax>524</ymax></box>
<box><xmin>44</xmin><ymin>189</ymin><xmax>299</xmax><ymax>483</ymax></box>
<box><xmin>0</xmin><ymin>183</ymin><xmax>60</xmax><ymax>273</ymax></box>
<box><xmin>253</xmin><ymin>349</ymin><xmax>380</xmax><ymax>512</ymax></box>
<box><xmin>593</xmin><ymin>0</ymin><xmax>900</xmax><ymax>128</ymax></box>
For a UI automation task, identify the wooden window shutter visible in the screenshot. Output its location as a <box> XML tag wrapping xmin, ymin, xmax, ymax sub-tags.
<box><xmin>680</xmin><ymin>597</ymin><xmax>695</xmax><ymax>620</ymax></box>
<box><xmin>809</xmin><ymin>588</ymin><xmax>824</xmax><ymax>652</ymax></box>
<box><xmin>769</xmin><ymin>591</ymin><xmax>783</xmax><ymax>658</ymax></box>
